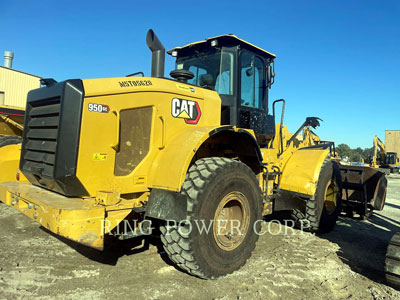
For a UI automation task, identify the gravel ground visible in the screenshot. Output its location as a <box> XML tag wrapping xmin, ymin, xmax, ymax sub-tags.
<box><xmin>1</xmin><ymin>174</ymin><xmax>400</xmax><ymax>299</ymax></box>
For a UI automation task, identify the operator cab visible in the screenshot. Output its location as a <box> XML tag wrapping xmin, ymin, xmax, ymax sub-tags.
<box><xmin>384</xmin><ymin>152</ymin><xmax>398</xmax><ymax>165</ymax></box>
<box><xmin>168</xmin><ymin>35</ymin><xmax>276</xmax><ymax>146</ymax></box>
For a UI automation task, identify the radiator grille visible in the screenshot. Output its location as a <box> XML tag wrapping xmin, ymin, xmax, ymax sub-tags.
<box><xmin>20</xmin><ymin>80</ymin><xmax>90</xmax><ymax>196</ymax></box>
<box><xmin>23</xmin><ymin>97</ymin><xmax>61</xmax><ymax>178</ymax></box>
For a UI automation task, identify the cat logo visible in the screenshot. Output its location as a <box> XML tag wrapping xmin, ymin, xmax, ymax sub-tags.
<box><xmin>171</xmin><ymin>98</ymin><xmax>201</xmax><ymax>125</ymax></box>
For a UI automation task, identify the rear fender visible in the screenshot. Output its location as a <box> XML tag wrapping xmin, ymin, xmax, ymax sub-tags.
<box><xmin>148</xmin><ymin>126</ymin><xmax>220</xmax><ymax>192</ymax></box>
<box><xmin>148</xmin><ymin>126</ymin><xmax>262</xmax><ymax>192</ymax></box>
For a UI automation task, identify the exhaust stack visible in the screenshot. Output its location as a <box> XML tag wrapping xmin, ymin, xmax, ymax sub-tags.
<box><xmin>4</xmin><ymin>51</ymin><xmax>14</xmax><ymax>69</ymax></box>
<box><xmin>146</xmin><ymin>29</ymin><xmax>165</xmax><ymax>78</ymax></box>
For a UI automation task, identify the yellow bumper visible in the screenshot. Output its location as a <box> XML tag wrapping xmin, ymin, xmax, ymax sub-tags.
<box><xmin>0</xmin><ymin>181</ymin><xmax>107</xmax><ymax>250</ymax></box>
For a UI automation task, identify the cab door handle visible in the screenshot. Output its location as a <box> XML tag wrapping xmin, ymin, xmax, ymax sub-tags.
<box><xmin>159</xmin><ymin>116</ymin><xmax>166</xmax><ymax>150</ymax></box>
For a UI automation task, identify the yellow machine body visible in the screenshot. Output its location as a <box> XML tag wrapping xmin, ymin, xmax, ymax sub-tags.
<box><xmin>0</xmin><ymin>76</ymin><xmax>328</xmax><ymax>249</ymax></box>
<box><xmin>0</xmin><ymin>36</ymin><xmax>333</xmax><ymax>250</ymax></box>
<box><xmin>76</xmin><ymin>77</ymin><xmax>221</xmax><ymax>195</ymax></box>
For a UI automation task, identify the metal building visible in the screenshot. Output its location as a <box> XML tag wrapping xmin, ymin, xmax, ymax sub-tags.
<box><xmin>0</xmin><ymin>51</ymin><xmax>41</xmax><ymax>109</ymax></box>
<box><xmin>385</xmin><ymin>130</ymin><xmax>400</xmax><ymax>155</ymax></box>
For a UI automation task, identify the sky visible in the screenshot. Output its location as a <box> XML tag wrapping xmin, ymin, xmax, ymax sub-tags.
<box><xmin>1</xmin><ymin>0</ymin><xmax>399</xmax><ymax>149</ymax></box>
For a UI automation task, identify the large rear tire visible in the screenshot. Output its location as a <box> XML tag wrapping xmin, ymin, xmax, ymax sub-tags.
<box><xmin>385</xmin><ymin>232</ymin><xmax>400</xmax><ymax>290</ymax></box>
<box><xmin>160</xmin><ymin>157</ymin><xmax>263</xmax><ymax>279</ymax></box>
<box><xmin>291</xmin><ymin>160</ymin><xmax>342</xmax><ymax>233</ymax></box>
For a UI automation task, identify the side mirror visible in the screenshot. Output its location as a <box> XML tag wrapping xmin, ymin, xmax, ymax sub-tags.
<box><xmin>267</xmin><ymin>61</ymin><xmax>275</xmax><ymax>89</ymax></box>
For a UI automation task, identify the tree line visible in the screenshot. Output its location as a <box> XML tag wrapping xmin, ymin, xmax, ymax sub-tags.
<box><xmin>336</xmin><ymin>144</ymin><xmax>374</xmax><ymax>163</ymax></box>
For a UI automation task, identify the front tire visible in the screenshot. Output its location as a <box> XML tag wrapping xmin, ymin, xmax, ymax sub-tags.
<box><xmin>160</xmin><ymin>157</ymin><xmax>263</xmax><ymax>279</ymax></box>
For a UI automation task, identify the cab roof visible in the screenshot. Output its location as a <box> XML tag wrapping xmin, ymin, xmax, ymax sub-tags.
<box><xmin>167</xmin><ymin>34</ymin><xmax>276</xmax><ymax>59</ymax></box>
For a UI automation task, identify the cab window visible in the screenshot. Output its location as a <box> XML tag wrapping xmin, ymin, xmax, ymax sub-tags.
<box><xmin>186</xmin><ymin>65</ymin><xmax>207</xmax><ymax>86</ymax></box>
<box><xmin>215</xmin><ymin>51</ymin><xmax>234</xmax><ymax>95</ymax></box>
<box><xmin>176</xmin><ymin>50</ymin><xmax>221</xmax><ymax>91</ymax></box>
<box><xmin>176</xmin><ymin>50</ymin><xmax>234</xmax><ymax>95</ymax></box>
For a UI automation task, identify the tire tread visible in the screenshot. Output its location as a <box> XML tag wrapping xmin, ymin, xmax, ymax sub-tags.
<box><xmin>160</xmin><ymin>157</ymin><xmax>261</xmax><ymax>279</ymax></box>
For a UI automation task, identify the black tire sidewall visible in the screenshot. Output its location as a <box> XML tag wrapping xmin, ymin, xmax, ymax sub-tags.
<box><xmin>190</xmin><ymin>162</ymin><xmax>262</xmax><ymax>277</ymax></box>
<box><xmin>318</xmin><ymin>161</ymin><xmax>342</xmax><ymax>232</ymax></box>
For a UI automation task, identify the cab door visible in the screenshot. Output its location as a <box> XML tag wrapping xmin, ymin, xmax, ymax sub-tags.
<box><xmin>238</xmin><ymin>50</ymin><xmax>274</xmax><ymax>142</ymax></box>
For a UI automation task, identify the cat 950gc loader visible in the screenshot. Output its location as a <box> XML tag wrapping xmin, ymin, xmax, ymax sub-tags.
<box><xmin>0</xmin><ymin>30</ymin><xmax>386</xmax><ymax>279</ymax></box>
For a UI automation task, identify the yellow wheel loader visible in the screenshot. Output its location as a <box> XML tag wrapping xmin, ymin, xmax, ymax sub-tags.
<box><xmin>0</xmin><ymin>30</ymin><xmax>386</xmax><ymax>279</ymax></box>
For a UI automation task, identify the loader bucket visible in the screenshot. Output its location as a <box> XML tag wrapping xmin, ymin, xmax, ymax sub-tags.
<box><xmin>339</xmin><ymin>163</ymin><xmax>387</xmax><ymax>212</ymax></box>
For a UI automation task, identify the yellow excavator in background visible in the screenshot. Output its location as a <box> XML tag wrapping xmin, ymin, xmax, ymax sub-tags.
<box><xmin>370</xmin><ymin>136</ymin><xmax>400</xmax><ymax>173</ymax></box>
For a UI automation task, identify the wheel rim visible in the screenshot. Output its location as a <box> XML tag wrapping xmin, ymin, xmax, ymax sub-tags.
<box><xmin>324</xmin><ymin>180</ymin><xmax>339</xmax><ymax>214</ymax></box>
<box><xmin>213</xmin><ymin>191</ymin><xmax>250</xmax><ymax>251</ymax></box>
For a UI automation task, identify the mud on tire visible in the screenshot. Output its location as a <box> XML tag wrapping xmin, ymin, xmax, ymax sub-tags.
<box><xmin>291</xmin><ymin>159</ymin><xmax>342</xmax><ymax>233</ymax></box>
<box><xmin>160</xmin><ymin>157</ymin><xmax>263</xmax><ymax>279</ymax></box>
